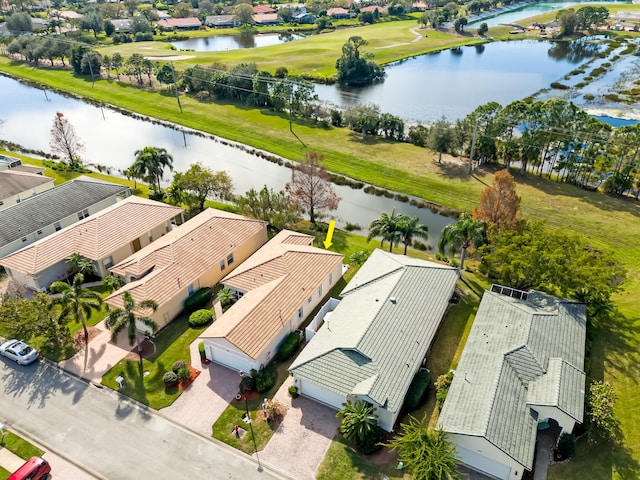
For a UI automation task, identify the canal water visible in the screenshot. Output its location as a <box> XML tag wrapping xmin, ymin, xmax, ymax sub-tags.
<box><xmin>0</xmin><ymin>74</ymin><xmax>454</xmax><ymax>244</ymax></box>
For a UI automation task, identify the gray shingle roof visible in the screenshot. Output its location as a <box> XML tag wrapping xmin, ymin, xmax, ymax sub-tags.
<box><xmin>0</xmin><ymin>177</ymin><xmax>129</xmax><ymax>248</ymax></box>
<box><xmin>291</xmin><ymin>249</ymin><xmax>459</xmax><ymax>415</ymax></box>
<box><xmin>437</xmin><ymin>289</ymin><xmax>586</xmax><ymax>470</ymax></box>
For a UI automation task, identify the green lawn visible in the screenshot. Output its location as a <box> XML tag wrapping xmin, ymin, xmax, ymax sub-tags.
<box><xmin>101</xmin><ymin>311</ymin><xmax>209</xmax><ymax>409</ymax></box>
<box><xmin>1</xmin><ymin>431</ymin><xmax>44</xmax><ymax>459</ymax></box>
<box><xmin>0</xmin><ymin>466</ymin><xmax>10</xmax><ymax>480</ymax></box>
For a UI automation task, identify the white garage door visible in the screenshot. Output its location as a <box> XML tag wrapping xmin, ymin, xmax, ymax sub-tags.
<box><xmin>298</xmin><ymin>379</ymin><xmax>345</xmax><ymax>410</ymax></box>
<box><xmin>455</xmin><ymin>445</ymin><xmax>512</xmax><ymax>480</ymax></box>
<box><xmin>209</xmin><ymin>344</ymin><xmax>252</xmax><ymax>373</ymax></box>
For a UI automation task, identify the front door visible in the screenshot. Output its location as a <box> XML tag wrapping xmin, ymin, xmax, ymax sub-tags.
<box><xmin>132</xmin><ymin>238</ymin><xmax>142</xmax><ymax>252</ymax></box>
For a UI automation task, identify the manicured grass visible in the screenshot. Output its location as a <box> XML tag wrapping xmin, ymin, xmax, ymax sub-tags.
<box><xmin>101</xmin><ymin>312</ymin><xmax>208</xmax><ymax>409</ymax></box>
<box><xmin>316</xmin><ymin>435</ymin><xmax>408</xmax><ymax>480</ymax></box>
<box><xmin>1</xmin><ymin>431</ymin><xmax>44</xmax><ymax>460</ymax></box>
<box><xmin>0</xmin><ymin>466</ymin><xmax>10</xmax><ymax>480</ymax></box>
<box><xmin>211</xmin><ymin>360</ymin><xmax>291</xmax><ymax>454</ymax></box>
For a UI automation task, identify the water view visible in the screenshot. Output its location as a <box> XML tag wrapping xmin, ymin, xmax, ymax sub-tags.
<box><xmin>0</xmin><ymin>74</ymin><xmax>453</xmax><ymax>242</ymax></box>
<box><xmin>170</xmin><ymin>32</ymin><xmax>307</xmax><ymax>52</ymax></box>
<box><xmin>315</xmin><ymin>39</ymin><xmax>602</xmax><ymax>123</ymax></box>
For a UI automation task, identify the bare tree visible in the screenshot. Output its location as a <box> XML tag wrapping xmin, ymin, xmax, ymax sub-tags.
<box><xmin>50</xmin><ymin>112</ymin><xmax>84</xmax><ymax>168</ymax></box>
<box><xmin>285</xmin><ymin>151</ymin><xmax>340</xmax><ymax>224</ymax></box>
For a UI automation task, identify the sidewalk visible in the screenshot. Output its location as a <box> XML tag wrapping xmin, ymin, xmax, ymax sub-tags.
<box><xmin>0</xmin><ymin>445</ymin><xmax>24</xmax><ymax>473</ymax></box>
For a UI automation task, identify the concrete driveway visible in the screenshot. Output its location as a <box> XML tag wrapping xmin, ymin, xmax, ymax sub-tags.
<box><xmin>160</xmin><ymin>339</ymin><xmax>240</xmax><ymax>437</ymax></box>
<box><xmin>260</xmin><ymin>377</ymin><xmax>340</xmax><ymax>480</ymax></box>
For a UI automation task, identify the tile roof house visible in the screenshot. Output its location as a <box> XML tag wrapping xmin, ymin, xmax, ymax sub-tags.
<box><xmin>290</xmin><ymin>250</ymin><xmax>459</xmax><ymax>431</ymax></box>
<box><xmin>111</xmin><ymin>18</ymin><xmax>132</xmax><ymax>32</ymax></box>
<box><xmin>0</xmin><ymin>177</ymin><xmax>130</xmax><ymax>260</ymax></box>
<box><xmin>253</xmin><ymin>5</ymin><xmax>275</xmax><ymax>14</ymax></box>
<box><xmin>0</xmin><ymin>170</ymin><xmax>55</xmax><ymax>211</ymax></box>
<box><xmin>157</xmin><ymin>17</ymin><xmax>202</xmax><ymax>30</ymax></box>
<box><xmin>0</xmin><ymin>196</ymin><xmax>184</xmax><ymax>291</ymax></box>
<box><xmin>437</xmin><ymin>286</ymin><xmax>587</xmax><ymax>480</ymax></box>
<box><xmin>252</xmin><ymin>13</ymin><xmax>282</xmax><ymax>25</ymax></box>
<box><xmin>205</xmin><ymin>14</ymin><xmax>240</xmax><ymax>28</ymax></box>
<box><xmin>327</xmin><ymin>7</ymin><xmax>354</xmax><ymax>19</ymax></box>
<box><xmin>360</xmin><ymin>5</ymin><xmax>387</xmax><ymax>13</ymax></box>
<box><xmin>201</xmin><ymin>230</ymin><xmax>344</xmax><ymax>373</ymax></box>
<box><xmin>106</xmin><ymin>208</ymin><xmax>268</xmax><ymax>330</ymax></box>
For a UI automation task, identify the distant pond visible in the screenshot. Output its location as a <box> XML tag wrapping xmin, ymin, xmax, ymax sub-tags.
<box><xmin>170</xmin><ymin>32</ymin><xmax>307</xmax><ymax>52</ymax></box>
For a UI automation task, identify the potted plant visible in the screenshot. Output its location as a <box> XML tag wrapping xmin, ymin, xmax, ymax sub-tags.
<box><xmin>198</xmin><ymin>341</ymin><xmax>210</xmax><ymax>365</ymax></box>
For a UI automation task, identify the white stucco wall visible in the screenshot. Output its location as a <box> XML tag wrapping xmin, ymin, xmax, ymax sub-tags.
<box><xmin>530</xmin><ymin>405</ymin><xmax>577</xmax><ymax>434</ymax></box>
<box><xmin>448</xmin><ymin>433</ymin><xmax>526</xmax><ymax>480</ymax></box>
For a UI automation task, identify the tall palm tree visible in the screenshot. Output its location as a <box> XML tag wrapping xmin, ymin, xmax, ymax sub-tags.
<box><xmin>438</xmin><ymin>212</ymin><xmax>486</xmax><ymax>271</ymax></box>
<box><xmin>49</xmin><ymin>273</ymin><xmax>103</xmax><ymax>343</ymax></box>
<box><xmin>367</xmin><ymin>209</ymin><xmax>404</xmax><ymax>252</ymax></box>
<box><xmin>398</xmin><ymin>216</ymin><xmax>429</xmax><ymax>255</ymax></box>
<box><xmin>131</xmin><ymin>146</ymin><xmax>174</xmax><ymax>195</ymax></box>
<box><xmin>336</xmin><ymin>399</ymin><xmax>380</xmax><ymax>445</ymax></box>
<box><xmin>65</xmin><ymin>252</ymin><xmax>95</xmax><ymax>278</ymax></box>
<box><xmin>105</xmin><ymin>291</ymin><xmax>158</xmax><ymax>367</ymax></box>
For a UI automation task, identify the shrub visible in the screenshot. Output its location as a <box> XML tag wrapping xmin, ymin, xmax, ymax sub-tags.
<box><xmin>266</xmin><ymin>399</ymin><xmax>285</xmax><ymax>422</ymax></box>
<box><xmin>189</xmin><ymin>309</ymin><xmax>213</xmax><ymax>327</ymax></box>
<box><xmin>288</xmin><ymin>385</ymin><xmax>299</xmax><ymax>398</ymax></box>
<box><xmin>435</xmin><ymin>371</ymin><xmax>454</xmax><ymax>410</ymax></box>
<box><xmin>557</xmin><ymin>432</ymin><xmax>576</xmax><ymax>459</ymax></box>
<box><xmin>413</xmin><ymin>240</ymin><xmax>428</xmax><ymax>251</ymax></box>
<box><xmin>550</xmin><ymin>82</ymin><xmax>570</xmax><ymax>90</ymax></box>
<box><xmin>583</xmin><ymin>94</ymin><xmax>595</xmax><ymax>100</ymax></box>
<box><xmin>176</xmin><ymin>365</ymin><xmax>191</xmax><ymax>382</ymax></box>
<box><xmin>435</xmin><ymin>253</ymin><xmax>449</xmax><ymax>263</ymax></box>
<box><xmin>198</xmin><ymin>341</ymin><xmax>206</xmax><ymax>359</ymax></box>
<box><xmin>356</xmin><ymin>426</ymin><xmax>384</xmax><ymax>454</ymax></box>
<box><xmin>586</xmin><ymin>380</ymin><xmax>620</xmax><ymax>442</ymax></box>
<box><xmin>405</xmin><ymin>369</ymin><xmax>431</xmax><ymax>409</ymax></box>
<box><xmin>172</xmin><ymin>360</ymin><xmax>186</xmax><ymax>372</ymax></box>
<box><xmin>184</xmin><ymin>287</ymin><xmax>212</xmax><ymax>312</ymax></box>
<box><xmin>163</xmin><ymin>371</ymin><xmax>178</xmax><ymax>384</ymax></box>
<box><xmin>252</xmin><ymin>366</ymin><xmax>278</xmax><ymax>393</ymax></box>
<box><xmin>345</xmin><ymin>222</ymin><xmax>361</xmax><ymax>232</ymax></box>
<box><xmin>277</xmin><ymin>332</ymin><xmax>301</xmax><ymax>361</ymax></box>
<box><xmin>239</xmin><ymin>375</ymin><xmax>256</xmax><ymax>394</ymax></box>
<box><xmin>450</xmin><ymin>258</ymin><xmax>460</xmax><ymax>268</ymax></box>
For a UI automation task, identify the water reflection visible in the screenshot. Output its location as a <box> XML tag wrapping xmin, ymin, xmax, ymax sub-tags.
<box><xmin>475</xmin><ymin>44</ymin><xmax>486</xmax><ymax>54</ymax></box>
<box><xmin>547</xmin><ymin>37</ymin><xmax>604</xmax><ymax>63</ymax></box>
<box><xmin>171</xmin><ymin>33</ymin><xmax>306</xmax><ymax>52</ymax></box>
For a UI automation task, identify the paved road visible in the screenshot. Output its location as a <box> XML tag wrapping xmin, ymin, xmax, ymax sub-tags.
<box><xmin>0</xmin><ymin>358</ymin><xmax>287</xmax><ymax>480</ymax></box>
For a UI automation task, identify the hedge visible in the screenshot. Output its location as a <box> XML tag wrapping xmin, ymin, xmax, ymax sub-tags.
<box><xmin>189</xmin><ymin>309</ymin><xmax>213</xmax><ymax>327</ymax></box>
<box><xmin>184</xmin><ymin>287</ymin><xmax>212</xmax><ymax>312</ymax></box>
<box><xmin>277</xmin><ymin>332</ymin><xmax>301</xmax><ymax>361</ymax></box>
<box><xmin>405</xmin><ymin>369</ymin><xmax>431</xmax><ymax>410</ymax></box>
<box><xmin>253</xmin><ymin>366</ymin><xmax>278</xmax><ymax>393</ymax></box>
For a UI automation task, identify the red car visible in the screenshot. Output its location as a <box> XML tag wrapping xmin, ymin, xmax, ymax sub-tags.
<box><xmin>8</xmin><ymin>456</ymin><xmax>51</xmax><ymax>480</ymax></box>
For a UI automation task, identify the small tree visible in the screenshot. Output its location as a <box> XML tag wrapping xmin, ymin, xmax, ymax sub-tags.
<box><xmin>428</xmin><ymin>117</ymin><xmax>453</xmax><ymax>164</ymax></box>
<box><xmin>336</xmin><ymin>400</ymin><xmax>384</xmax><ymax>453</ymax></box>
<box><xmin>66</xmin><ymin>252</ymin><xmax>95</xmax><ymax>278</ymax></box>
<box><xmin>386</xmin><ymin>416</ymin><xmax>459</xmax><ymax>480</ymax></box>
<box><xmin>335</xmin><ymin>36</ymin><xmax>385</xmax><ymax>85</ymax></box>
<box><xmin>169</xmin><ymin>163</ymin><xmax>234</xmax><ymax>213</ymax></box>
<box><xmin>236</xmin><ymin>185</ymin><xmax>301</xmax><ymax>231</ymax></box>
<box><xmin>585</xmin><ymin>380</ymin><xmax>620</xmax><ymax>443</ymax></box>
<box><xmin>478</xmin><ymin>22</ymin><xmax>488</xmax><ymax>35</ymax></box>
<box><xmin>102</xmin><ymin>274</ymin><xmax>125</xmax><ymax>294</ymax></box>
<box><xmin>367</xmin><ymin>209</ymin><xmax>404</xmax><ymax>252</ymax></box>
<box><xmin>438</xmin><ymin>212</ymin><xmax>486</xmax><ymax>271</ymax></box>
<box><xmin>233</xmin><ymin>3</ymin><xmax>254</xmax><ymax>25</ymax></box>
<box><xmin>50</xmin><ymin>112</ymin><xmax>84</xmax><ymax>168</ymax></box>
<box><xmin>285</xmin><ymin>152</ymin><xmax>341</xmax><ymax>224</ymax></box>
<box><xmin>349</xmin><ymin>250</ymin><xmax>371</xmax><ymax>267</ymax></box>
<box><xmin>472</xmin><ymin>169</ymin><xmax>521</xmax><ymax>230</ymax></box>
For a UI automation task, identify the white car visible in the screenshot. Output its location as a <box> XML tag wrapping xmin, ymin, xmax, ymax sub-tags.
<box><xmin>0</xmin><ymin>340</ymin><xmax>39</xmax><ymax>365</ymax></box>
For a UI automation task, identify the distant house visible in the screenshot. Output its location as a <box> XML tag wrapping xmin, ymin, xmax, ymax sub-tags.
<box><xmin>290</xmin><ymin>250</ymin><xmax>459</xmax><ymax>431</ymax></box>
<box><xmin>205</xmin><ymin>15</ymin><xmax>240</xmax><ymax>28</ymax></box>
<box><xmin>0</xmin><ymin>177</ymin><xmax>130</xmax><ymax>260</ymax></box>
<box><xmin>360</xmin><ymin>5</ymin><xmax>386</xmax><ymax>14</ymax></box>
<box><xmin>49</xmin><ymin>9</ymin><xmax>82</xmax><ymax>20</ymax></box>
<box><xmin>157</xmin><ymin>17</ymin><xmax>202</xmax><ymax>31</ymax></box>
<box><xmin>106</xmin><ymin>208</ymin><xmax>268</xmax><ymax>331</ymax></box>
<box><xmin>0</xmin><ymin>154</ymin><xmax>23</xmax><ymax>170</ymax></box>
<box><xmin>437</xmin><ymin>286</ymin><xmax>587</xmax><ymax>480</ymax></box>
<box><xmin>111</xmin><ymin>19</ymin><xmax>132</xmax><ymax>32</ymax></box>
<box><xmin>253</xmin><ymin>5</ymin><xmax>276</xmax><ymax>14</ymax></box>
<box><xmin>327</xmin><ymin>7</ymin><xmax>354</xmax><ymax>19</ymax></box>
<box><xmin>31</xmin><ymin>17</ymin><xmax>49</xmax><ymax>30</ymax></box>
<box><xmin>411</xmin><ymin>1</ymin><xmax>428</xmax><ymax>11</ymax></box>
<box><xmin>201</xmin><ymin>230</ymin><xmax>344</xmax><ymax>373</ymax></box>
<box><xmin>0</xmin><ymin>170</ymin><xmax>55</xmax><ymax>211</ymax></box>
<box><xmin>293</xmin><ymin>12</ymin><xmax>315</xmax><ymax>23</ymax></box>
<box><xmin>0</xmin><ymin>196</ymin><xmax>183</xmax><ymax>291</ymax></box>
<box><xmin>156</xmin><ymin>10</ymin><xmax>171</xmax><ymax>20</ymax></box>
<box><xmin>252</xmin><ymin>13</ymin><xmax>282</xmax><ymax>25</ymax></box>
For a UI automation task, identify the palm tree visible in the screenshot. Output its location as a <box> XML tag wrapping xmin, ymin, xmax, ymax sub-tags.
<box><xmin>438</xmin><ymin>212</ymin><xmax>486</xmax><ymax>271</ymax></box>
<box><xmin>336</xmin><ymin>399</ymin><xmax>380</xmax><ymax>445</ymax></box>
<box><xmin>367</xmin><ymin>209</ymin><xmax>404</xmax><ymax>252</ymax></box>
<box><xmin>49</xmin><ymin>273</ymin><xmax>103</xmax><ymax>344</ymax></box>
<box><xmin>398</xmin><ymin>216</ymin><xmax>429</xmax><ymax>255</ymax></box>
<box><xmin>102</xmin><ymin>274</ymin><xmax>125</xmax><ymax>294</ymax></box>
<box><xmin>105</xmin><ymin>291</ymin><xmax>158</xmax><ymax>367</ymax></box>
<box><xmin>65</xmin><ymin>252</ymin><xmax>95</xmax><ymax>278</ymax></box>
<box><xmin>131</xmin><ymin>146</ymin><xmax>174</xmax><ymax>195</ymax></box>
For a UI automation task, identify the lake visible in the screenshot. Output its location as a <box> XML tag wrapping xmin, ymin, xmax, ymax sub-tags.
<box><xmin>0</xmin><ymin>74</ymin><xmax>453</xmax><ymax>244</ymax></box>
<box><xmin>170</xmin><ymin>32</ymin><xmax>307</xmax><ymax>52</ymax></box>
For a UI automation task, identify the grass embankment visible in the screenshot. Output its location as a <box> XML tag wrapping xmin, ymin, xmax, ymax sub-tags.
<box><xmin>97</xmin><ymin>20</ymin><xmax>484</xmax><ymax>79</ymax></box>
<box><xmin>1</xmin><ymin>431</ymin><xmax>44</xmax><ymax>459</ymax></box>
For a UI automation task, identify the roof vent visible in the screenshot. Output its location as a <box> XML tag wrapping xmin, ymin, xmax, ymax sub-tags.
<box><xmin>390</xmin><ymin>297</ymin><xmax>397</xmax><ymax>304</ymax></box>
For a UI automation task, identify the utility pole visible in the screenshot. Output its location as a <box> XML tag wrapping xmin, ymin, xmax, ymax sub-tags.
<box><xmin>171</xmin><ymin>63</ymin><xmax>183</xmax><ymax>113</ymax></box>
<box><xmin>468</xmin><ymin>116</ymin><xmax>479</xmax><ymax>175</ymax></box>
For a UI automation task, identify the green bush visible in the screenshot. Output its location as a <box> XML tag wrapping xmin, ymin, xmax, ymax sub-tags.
<box><xmin>435</xmin><ymin>371</ymin><xmax>454</xmax><ymax>410</ymax></box>
<box><xmin>172</xmin><ymin>360</ymin><xmax>186</xmax><ymax>372</ymax></box>
<box><xmin>277</xmin><ymin>332</ymin><xmax>301</xmax><ymax>361</ymax></box>
<box><xmin>288</xmin><ymin>385</ymin><xmax>299</xmax><ymax>398</ymax></box>
<box><xmin>176</xmin><ymin>365</ymin><xmax>191</xmax><ymax>382</ymax></box>
<box><xmin>189</xmin><ymin>309</ymin><xmax>213</xmax><ymax>327</ymax></box>
<box><xmin>239</xmin><ymin>375</ymin><xmax>256</xmax><ymax>394</ymax></box>
<box><xmin>405</xmin><ymin>369</ymin><xmax>431</xmax><ymax>409</ymax></box>
<box><xmin>557</xmin><ymin>432</ymin><xmax>576</xmax><ymax>459</ymax></box>
<box><xmin>198</xmin><ymin>341</ymin><xmax>206</xmax><ymax>359</ymax></box>
<box><xmin>163</xmin><ymin>371</ymin><xmax>178</xmax><ymax>384</ymax></box>
<box><xmin>355</xmin><ymin>426</ymin><xmax>385</xmax><ymax>454</ymax></box>
<box><xmin>252</xmin><ymin>366</ymin><xmax>278</xmax><ymax>393</ymax></box>
<box><xmin>184</xmin><ymin>287</ymin><xmax>212</xmax><ymax>312</ymax></box>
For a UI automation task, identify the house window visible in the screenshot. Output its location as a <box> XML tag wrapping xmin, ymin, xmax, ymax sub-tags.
<box><xmin>77</xmin><ymin>209</ymin><xmax>89</xmax><ymax>220</ymax></box>
<box><xmin>0</xmin><ymin>200</ymin><xmax>3</xmax><ymax>206</ymax></box>
<box><xmin>37</xmin><ymin>230</ymin><xmax>42</xmax><ymax>235</ymax></box>
<box><xmin>15</xmin><ymin>197</ymin><xmax>20</xmax><ymax>203</ymax></box>
<box><xmin>21</xmin><ymin>237</ymin><xmax>27</xmax><ymax>242</ymax></box>
<box><xmin>298</xmin><ymin>307</ymin><xmax>303</xmax><ymax>319</ymax></box>
<box><xmin>227</xmin><ymin>253</ymin><xmax>234</xmax><ymax>265</ymax></box>
<box><xmin>54</xmin><ymin>222</ymin><xmax>61</xmax><ymax>231</ymax></box>
<box><xmin>165</xmin><ymin>221</ymin><xmax>171</xmax><ymax>233</ymax></box>
<box><xmin>188</xmin><ymin>284</ymin><xmax>195</xmax><ymax>296</ymax></box>
<box><xmin>329</xmin><ymin>273</ymin><xmax>333</xmax><ymax>284</ymax></box>
<box><xmin>308</xmin><ymin>296</ymin><xmax>312</xmax><ymax>304</ymax></box>
<box><xmin>148</xmin><ymin>231</ymin><xmax>153</xmax><ymax>242</ymax></box>
<box><xmin>220</xmin><ymin>259</ymin><xmax>226</xmax><ymax>271</ymax></box>
<box><xmin>103</xmin><ymin>256</ymin><xmax>114</xmax><ymax>270</ymax></box>
<box><xmin>317</xmin><ymin>285</ymin><xmax>323</xmax><ymax>297</ymax></box>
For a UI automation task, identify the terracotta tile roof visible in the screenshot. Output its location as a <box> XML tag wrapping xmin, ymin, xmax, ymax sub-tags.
<box><xmin>327</xmin><ymin>7</ymin><xmax>349</xmax><ymax>15</ymax></box>
<box><xmin>360</xmin><ymin>5</ymin><xmax>386</xmax><ymax>12</ymax></box>
<box><xmin>106</xmin><ymin>208</ymin><xmax>267</xmax><ymax>310</ymax></box>
<box><xmin>0</xmin><ymin>170</ymin><xmax>54</xmax><ymax>199</ymax></box>
<box><xmin>0</xmin><ymin>196</ymin><xmax>183</xmax><ymax>275</ymax></box>
<box><xmin>201</xmin><ymin>230</ymin><xmax>344</xmax><ymax>359</ymax></box>
<box><xmin>253</xmin><ymin>5</ymin><xmax>275</xmax><ymax>13</ymax></box>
